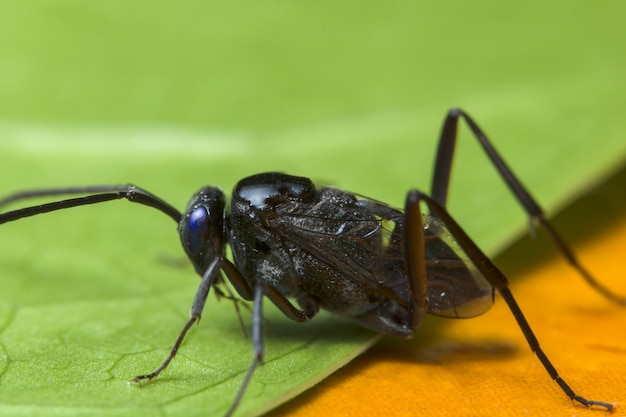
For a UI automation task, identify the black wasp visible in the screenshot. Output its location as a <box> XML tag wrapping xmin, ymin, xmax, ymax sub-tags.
<box><xmin>0</xmin><ymin>109</ymin><xmax>622</xmax><ymax>416</ymax></box>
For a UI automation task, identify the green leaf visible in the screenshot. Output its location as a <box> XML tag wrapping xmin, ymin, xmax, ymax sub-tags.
<box><xmin>0</xmin><ymin>1</ymin><xmax>625</xmax><ymax>417</ymax></box>
<box><xmin>0</xmin><ymin>138</ymin><xmax>381</xmax><ymax>417</ymax></box>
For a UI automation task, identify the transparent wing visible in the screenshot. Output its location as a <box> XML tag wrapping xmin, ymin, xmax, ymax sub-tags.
<box><xmin>270</xmin><ymin>193</ymin><xmax>410</xmax><ymax>304</ymax></box>
<box><xmin>424</xmin><ymin>215</ymin><xmax>494</xmax><ymax>318</ymax></box>
<box><xmin>268</xmin><ymin>190</ymin><xmax>494</xmax><ymax>319</ymax></box>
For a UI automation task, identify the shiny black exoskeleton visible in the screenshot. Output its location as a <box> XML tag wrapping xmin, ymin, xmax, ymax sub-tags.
<box><xmin>1</xmin><ymin>109</ymin><xmax>621</xmax><ymax>416</ymax></box>
<box><xmin>183</xmin><ymin>172</ymin><xmax>491</xmax><ymax>339</ymax></box>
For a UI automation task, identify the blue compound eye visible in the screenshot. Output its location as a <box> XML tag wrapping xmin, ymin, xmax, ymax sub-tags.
<box><xmin>182</xmin><ymin>206</ymin><xmax>209</xmax><ymax>256</ymax></box>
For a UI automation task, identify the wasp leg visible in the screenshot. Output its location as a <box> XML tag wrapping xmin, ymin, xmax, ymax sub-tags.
<box><xmin>224</xmin><ymin>280</ymin><xmax>321</xmax><ymax>417</ymax></box>
<box><xmin>133</xmin><ymin>256</ymin><xmax>221</xmax><ymax>383</ymax></box>
<box><xmin>221</xmin><ymin>257</ymin><xmax>319</xmax><ymax>323</ymax></box>
<box><xmin>402</xmin><ymin>190</ymin><xmax>429</xmax><ymax>332</ymax></box>
<box><xmin>222</xmin><ymin>283</ymin><xmax>266</xmax><ymax>417</ymax></box>
<box><xmin>219</xmin><ymin>258</ymin><xmax>317</xmax><ymax>416</ymax></box>
<box><xmin>405</xmin><ymin>190</ymin><xmax>614</xmax><ymax>411</ymax></box>
<box><xmin>430</xmin><ymin>108</ymin><xmax>626</xmax><ymax>305</ymax></box>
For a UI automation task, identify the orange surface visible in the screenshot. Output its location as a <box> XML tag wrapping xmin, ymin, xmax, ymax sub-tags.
<box><xmin>273</xmin><ymin>190</ymin><xmax>626</xmax><ymax>416</ymax></box>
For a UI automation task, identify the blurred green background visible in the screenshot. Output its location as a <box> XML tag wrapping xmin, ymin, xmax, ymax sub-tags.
<box><xmin>0</xmin><ymin>2</ymin><xmax>624</xmax><ymax>416</ymax></box>
<box><xmin>0</xmin><ymin>1</ymin><xmax>624</xmax><ymax>245</ymax></box>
